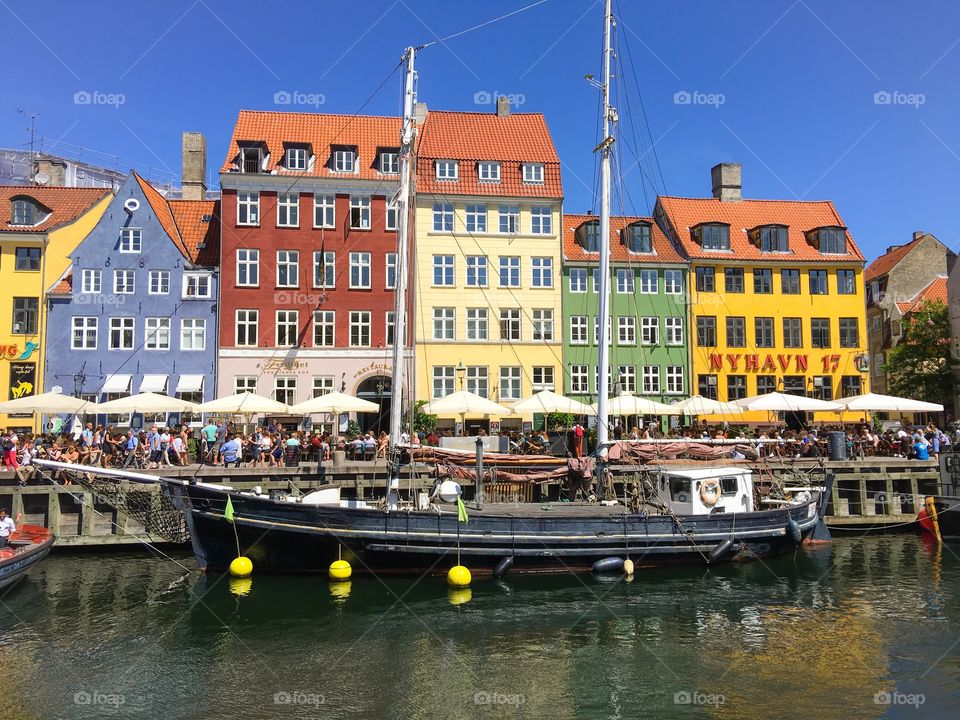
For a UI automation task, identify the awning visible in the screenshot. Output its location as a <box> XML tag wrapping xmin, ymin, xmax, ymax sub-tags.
<box><xmin>101</xmin><ymin>374</ymin><xmax>131</xmax><ymax>394</ymax></box>
<box><xmin>140</xmin><ymin>374</ymin><xmax>168</xmax><ymax>393</ymax></box>
<box><xmin>176</xmin><ymin>374</ymin><xmax>205</xmax><ymax>394</ymax></box>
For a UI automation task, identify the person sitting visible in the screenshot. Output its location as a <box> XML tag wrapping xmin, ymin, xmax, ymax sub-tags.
<box><xmin>362</xmin><ymin>433</ymin><xmax>376</xmax><ymax>460</ymax></box>
<box><xmin>376</xmin><ymin>431</ymin><xmax>389</xmax><ymax>459</ymax></box>
<box><xmin>221</xmin><ymin>434</ymin><xmax>241</xmax><ymax>468</ymax></box>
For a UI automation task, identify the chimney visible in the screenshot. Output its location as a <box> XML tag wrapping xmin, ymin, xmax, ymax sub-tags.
<box><xmin>181</xmin><ymin>131</ymin><xmax>207</xmax><ymax>201</ymax></box>
<box><xmin>886</xmin><ymin>245</ymin><xmax>902</xmax><ymax>254</ymax></box>
<box><xmin>710</xmin><ymin>162</ymin><xmax>742</xmax><ymax>202</ymax></box>
<box><xmin>414</xmin><ymin>102</ymin><xmax>428</xmax><ymax>126</ymax></box>
<box><xmin>496</xmin><ymin>96</ymin><xmax>510</xmax><ymax>117</ymax></box>
<box><xmin>913</xmin><ymin>231</ymin><xmax>926</xmax><ymax>241</ymax></box>
<box><xmin>34</xmin><ymin>156</ymin><xmax>67</xmax><ymax>186</ymax></box>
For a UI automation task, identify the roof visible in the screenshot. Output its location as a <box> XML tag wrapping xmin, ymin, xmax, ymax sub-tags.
<box><xmin>0</xmin><ymin>186</ymin><xmax>110</xmax><ymax>233</ymax></box>
<box><xmin>563</xmin><ymin>213</ymin><xmax>684</xmax><ymax>264</ymax></box>
<box><xmin>865</xmin><ymin>233</ymin><xmax>941</xmax><ymax>282</ymax></box>
<box><xmin>48</xmin><ymin>268</ymin><xmax>72</xmax><ymax>295</ymax></box>
<box><xmin>133</xmin><ymin>172</ymin><xmax>219</xmax><ymax>266</ymax></box>
<box><xmin>416</xmin><ymin>110</ymin><xmax>562</xmax><ymax>198</ymax></box>
<box><xmin>656</xmin><ymin>196</ymin><xmax>864</xmax><ymax>263</ymax></box>
<box><xmin>896</xmin><ymin>276</ymin><xmax>948</xmax><ymax>315</ymax></box>
<box><xmin>221</xmin><ymin>110</ymin><xmax>401</xmax><ymax>179</ymax></box>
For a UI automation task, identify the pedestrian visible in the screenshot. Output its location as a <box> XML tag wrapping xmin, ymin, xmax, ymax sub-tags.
<box><xmin>201</xmin><ymin>419</ymin><xmax>217</xmax><ymax>463</ymax></box>
<box><xmin>0</xmin><ymin>508</ymin><xmax>16</xmax><ymax>548</ymax></box>
<box><xmin>213</xmin><ymin>421</ymin><xmax>227</xmax><ymax>464</ymax></box>
<box><xmin>121</xmin><ymin>430</ymin><xmax>139</xmax><ymax>468</ymax></box>
<box><xmin>3</xmin><ymin>430</ymin><xmax>19</xmax><ymax>471</ymax></box>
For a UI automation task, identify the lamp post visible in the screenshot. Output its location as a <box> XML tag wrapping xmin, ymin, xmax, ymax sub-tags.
<box><xmin>455</xmin><ymin>360</ymin><xmax>466</xmax><ymax>390</ymax></box>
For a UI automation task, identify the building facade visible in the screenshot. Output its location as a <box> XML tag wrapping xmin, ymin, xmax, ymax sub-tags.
<box><xmin>655</xmin><ymin>163</ymin><xmax>869</xmax><ymax>423</ymax></box>
<box><xmin>413</xmin><ymin>102</ymin><xmax>564</xmax><ymax>431</ymax></box>
<box><xmin>562</xmin><ymin>214</ymin><xmax>689</xmax><ymax>411</ymax></box>
<box><xmin>0</xmin><ymin>186</ymin><xmax>111</xmax><ymax>430</ymax></box>
<box><xmin>217</xmin><ymin>110</ymin><xmax>406</xmax><ymax>432</ymax></box>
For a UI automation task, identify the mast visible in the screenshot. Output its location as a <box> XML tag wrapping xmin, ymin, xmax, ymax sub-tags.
<box><xmin>386</xmin><ymin>46</ymin><xmax>417</xmax><ymax>507</ymax></box>
<box><xmin>595</xmin><ymin>0</ymin><xmax>614</xmax><ymax>457</ymax></box>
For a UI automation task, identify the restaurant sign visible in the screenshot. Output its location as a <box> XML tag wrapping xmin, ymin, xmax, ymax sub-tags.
<box><xmin>708</xmin><ymin>353</ymin><xmax>845</xmax><ymax>373</ymax></box>
<box><xmin>9</xmin><ymin>362</ymin><xmax>36</xmax><ymax>400</ymax></box>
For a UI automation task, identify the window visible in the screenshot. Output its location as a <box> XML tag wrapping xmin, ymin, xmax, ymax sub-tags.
<box><xmin>71</xmin><ymin>317</ymin><xmax>97</xmax><ymax>350</ymax></box>
<box><xmin>640</xmin><ymin>317</ymin><xmax>658</xmax><ymax>345</ymax></box>
<box><xmin>433</xmin><ymin>202</ymin><xmax>454</xmax><ymax>232</ymax></box>
<box><xmin>642</xmin><ymin>366</ymin><xmax>660</xmax><ymax>394</ymax></box>
<box><xmin>113</xmin><ymin>269</ymin><xmax>135</xmax><ymax>294</ymax></box>
<box><xmin>783</xmin><ymin>318</ymin><xmax>803</xmax><ymax>348</ymax></box>
<box><xmin>818</xmin><ymin>227</ymin><xmax>846</xmax><ymax>254</ymax></box>
<box><xmin>532</xmin><ymin>366</ymin><xmax>555</xmax><ymax>392</ymax></box>
<box><xmin>333</xmin><ymin>149</ymin><xmax>356</xmax><ymax>172</ymax></box>
<box><xmin>385</xmin><ymin>252</ymin><xmax>397</xmax><ymax>289</ymax></box>
<box><xmin>781</xmin><ymin>269</ymin><xmax>800</xmax><ymax>294</ymax></box>
<box><xmin>500</xmin><ymin>367</ymin><xmax>522</xmax><ymax>400</ymax></box>
<box><xmin>839</xmin><ymin>318</ymin><xmax>859</xmax><ymax>348</ymax></box>
<box><xmin>726</xmin><ymin>317</ymin><xmax>746</xmax><ymax>347</ymax></box>
<box><xmin>618</xmin><ymin>316</ymin><xmax>637</xmax><ymax>345</ymax></box>
<box><xmin>812</xmin><ymin>376</ymin><xmax>833</xmax><ymax>401</ymax></box>
<box><xmin>386</xmin><ymin>311</ymin><xmax>395</xmax><ymax>345</ymax></box>
<box><xmin>435</xmin><ymin>160</ymin><xmax>458</xmax><ymax>180</ymax></box>
<box><xmin>350</xmin><ymin>196</ymin><xmax>371</xmax><ymax>229</ymax></box>
<box><xmin>433</xmin><ymin>366</ymin><xmax>455</xmax><ymax>398</ymax></box>
<box><xmin>464</xmin><ymin>366</ymin><xmax>488</xmax><ymax>397</ymax></box>
<box><xmin>695</xmin><ymin>267</ymin><xmax>715</xmax><ymax>292</ymax></box>
<box><xmin>499</xmin><ymin>205</ymin><xmax>520</xmax><ymax>235</ymax></box>
<box><xmin>499</xmin><ymin>256</ymin><xmax>520</xmax><ymax>287</ymax></box>
<box><xmin>724</xmin><ymin>268</ymin><xmax>744</xmax><ymax>293</ymax></box>
<box><xmin>579</xmin><ymin>222</ymin><xmax>600</xmax><ymax>251</ymax></box>
<box><xmin>274</xmin><ymin>377</ymin><xmax>297</xmax><ymax>405</ymax></box>
<box><xmin>811</xmin><ymin>318</ymin><xmax>831</xmax><ymax>348</ymax></box>
<box><xmin>531</xmin><ymin>257</ymin><xmax>553</xmax><ymax>287</ymax></box>
<box><xmin>236</xmin><ymin>249</ymin><xmax>259</xmax><ymax>286</ymax></box>
<box><xmin>285</xmin><ymin>147</ymin><xmax>307</xmax><ymax>170</ymax></box>
<box><xmin>240</xmin><ymin>147</ymin><xmax>262</xmax><ymax>174</ymax></box>
<box><xmin>757</xmin><ymin>376</ymin><xmax>777</xmax><ymax>395</ymax></box>
<box><xmin>117</xmin><ymin>229</ymin><xmax>141</xmax><ymax>254</ymax></box>
<box><xmin>696</xmin><ymin>316</ymin><xmax>717</xmax><ymax>347</ymax></box>
<box><xmin>478</xmin><ymin>161</ymin><xmax>500</xmax><ymax>182</ymax></box>
<box><xmin>626</xmin><ymin>223</ymin><xmax>652</xmax><ymax>252</ymax></box>
<box><xmin>466</xmin><ymin>256</ymin><xmax>488</xmax><ymax>287</ymax></box>
<box><xmin>313</xmin><ymin>250</ymin><xmax>335</xmax><ymax>288</ymax></box>
<box><xmin>522</xmin><ymin>163</ymin><xmax>544</xmax><ymax>183</ymax></box>
<box><xmin>181</xmin><ymin>319</ymin><xmax>208</xmax><ymax>351</ymax></box>
<box><xmin>666</xmin><ymin>366</ymin><xmax>684</xmax><ymax>395</ymax></box>
<box><xmin>636</xmin><ymin>269</ymin><xmax>657</xmax><ymax>294</ymax></box>
<box><xmin>617</xmin><ymin>365</ymin><xmax>636</xmax><ymax>394</ymax></box>
<box><xmin>531</xmin><ymin>206</ymin><xmax>552</xmax><ymax>235</ymax></box>
<box><xmin>276</xmin><ymin>251</ymin><xmax>299</xmax><ymax>288</ymax></box>
<box><xmin>12</xmin><ymin>298</ymin><xmax>37</xmax><ymax>335</ymax></box>
<box><xmin>276</xmin><ymin>310</ymin><xmax>299</xmax><ymax>347</ymax></box>
<box><xmin>753</xmin><ymin>268</ymin><xmax>773</xmax><ymax>294</ymax></box>
<box><xmin>235</xmin><ymin>309</ymin><xmax>258</xmax><ymax>347</ymax></box>
<box><xmin>615</xmin><ymin>269</ymin><xmax>634</xmax><ymax>294</ymax></box>
<box><xmin>11</xmin><ymin>199</ymin><xmax>39</xmax><ymax>225</ymax></box>
<box><xmin>108</xmin><ymin>317</ymin><xmax>134</xmax><ymax>349</ymax></box>
<box><xmin>80</xmin><ymin>269</ymin><xmax>101</xmax><ymax>294</ymax></box>
<box><xmin>699</xmin><ymin>224</ymin><xmax>730</xmax><ymax>250</ymax></box>
<box><xmin>237</xmin><ymin>191</ymin><xmax>260</xmax><ymax>225</ymax></box>
<box><xmin>755</xmin><ymin>317</ymin><xmax>774</xmax><ymax>348</ymax></box>
<box><xmin>235</xmin><ymin>376</ymin><xmax>256</xmax><ymax>394</ymax></box>
<box><xmin>841</xmin><ymin>375</ymin><xmax>862</xmax><ymax>397</ymax></box>
<box><xmin>809</xmin><ymin>269</ymin><xmax>828</xmax><ymax>295</ymax></box>
<box><xmin>466</xmin><ymin>308</ymin><xmax>488</xmax><ymax>340</ymax></box>
<box><xmin>183</xmin><ymin>272</ymin><xmax>212</xmax><ymax>298</ymax></box>
<box><xmin>569</xmin><ymin>268</ymin><xmax>587</xmax><ymax>293</ymax></box>
<box><xmin>433</xmin><ymin>307</ymin><xmax>455</xmax><ymax>340</ymax></box>
<box><xmin>349</xmin><ymin>252</ymin><xmax>371</xmax><ymax>288</ymax></box>
<box><xmin>277</xmin><ymin>193</ymin><xmax>299</xmax><ymax>227</ymax></box>
<box><xmin>698</xmin><ymin>374</ymin><xmax>718</xmax><ymax>400</ymax></box>
<box><xmin>759</xmin><ymin>226</ymin><xmax>788</xmax><ymax>252</ymax></box>
<box><xmin>665</xmin><ymin>317</ymin><xmax>683</xmax><ymax>345</ymax></box>
<box><xmin>727</xmin><ymin>375</ymin><xmax>747</xmax><ymax>401</ymax></box>
<box><xmin>313</xmin><ymin>376</ymin><xmax>335</xmax><ymax>397</ymax></box>
<box><xmin>349</xmin><ymin>311</ymin><xmax>371</xmax><ymax>347</ymax></box>
<box><xmin>465</xmin><ymin>204</ymin><xmax>487</xmax><ymax>233</ymax></box>
<box><xmin>532</xmin><ymin>309</ymin><xmax>553</xmax><ymax>341</ymax></box>
<box><xmin>570</xmin><ymin>365</ymin><xmax>589</xmax><ymax>394</ymax></box>
<box><xmin>664</xmin><ymin>269</ymin><xmax>683</xmax><ymax>294</ymax></box>
<box><xmin>592</xmin><ymin>268</ymin><xmax>601</xmax><ymax>293</ymax></box>
<box><xmin>385</xmin><ymin>200</ymin><xmax>397</xmax><ymax>231</ymax></box>
<box><xmin>144</xmin><ymin>317</ymin><xmax>170</xmax><ymax>350</ymax></box>
<box><xmin>380</xmin><ymin>151</ymin><xmax>399</xmax><ymax>174</ymax></box>
<box><xmin>314</xmin><ymin>194</ymin><xmax>335</xmax><ymax>228</ymax></box>
<box><xmin>593</xmin><ymin>315</ymin><xmax>611</xmax><ymax>346</ymax></box>
<box><xmin>570</xmin><ymin>316</ymin><xmax>588</xmax><ymax>345</ymax></box>
<box><xmin>837</xmin><ymin>269</ymin><xmax>856</xmax><ymax>295</ymax></box>
<box><xmin>313</xmin><ymin>310</ymin><xmax>335</xmax><ymax>347</ymax></box>
<box><xmin>433</xmin><ymin>255</ymin><xmax>454</xmax><ymax>286</ymax></box>
<box><xmin>500</xmin><ymin>308</ymin><xmax>522</xmax><ymax>341</ymax></box>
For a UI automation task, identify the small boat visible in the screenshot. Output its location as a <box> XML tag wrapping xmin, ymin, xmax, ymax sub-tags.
<box><xmin>918</xmin><ymin>495</ymin><xmax>960</xmax><ymax>541</ymax></box>
<box><xmin>0</xmin><ymin>524</ymin><xmax>56</xmax><ymax>591</ymax></box>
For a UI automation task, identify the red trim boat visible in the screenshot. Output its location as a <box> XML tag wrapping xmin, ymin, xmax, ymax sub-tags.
<box><xmin>0</xmin><ymin>524</ymin><xmax>56</xmax><ymax>591</ymax></box>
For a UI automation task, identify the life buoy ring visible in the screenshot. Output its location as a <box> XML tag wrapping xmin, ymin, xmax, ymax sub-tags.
<box><xmin>699</xmin><ymin>479</ymin><xmax>721</xmax><ymax>506</ymax></box>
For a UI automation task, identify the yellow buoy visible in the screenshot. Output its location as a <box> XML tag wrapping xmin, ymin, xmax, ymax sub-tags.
<box><xmin>229</xmin><ymin>556</ymin><xmax>253</xmax><ymax>577</ymax></box>
<box><xmin>229</xmin><ymin>577</ymin><xmax>252</xmax><ymax>596</ymax></box>
<box><xmin>623</xmin><ymin>558</ymin><xmax>635</xmax><ymax>576</ymax></box>
<box><xmin>448</xmin><ymin>587</ymin><xmax>472</xmax><ymax>605</ymax></box>
<box><xmin>329</xmin><ymin>559</ymin><xmax>352</xmax><ymax>580</ymax></box>
<box><xmin>447</xmin><ymin>565</ymin><xmax>471</xmax><ymax>588</ymax></box>
<box><xmin>329</xmin><ymin>581</ymin><xmax>352</xmax><ymax>601</ymax></box>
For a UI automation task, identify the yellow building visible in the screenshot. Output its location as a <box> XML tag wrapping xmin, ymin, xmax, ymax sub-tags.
<box><xmin>0</xmin><ymin>187</ymin><xmax>112</xmax><ymax>430</ymax></box>
<box><xmin>655</xmin><ymin>164</ymin><xmax>869</xmax><ymax>424</ymax></box>
<box><xmin>413</xmin><ymin>103</ymin><xmax>564</xmax><ymax>431</ymax></box>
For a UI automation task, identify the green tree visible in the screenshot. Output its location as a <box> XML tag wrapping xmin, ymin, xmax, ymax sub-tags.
<box><xmin>412</xmin><ymin>400</ymin><xmax>438</xmax><ymax>435</ymax></box>
<box><xmin>885</xmin><ymin>299</ymin><xmax>954</xmax><ymax>409</ymax></box>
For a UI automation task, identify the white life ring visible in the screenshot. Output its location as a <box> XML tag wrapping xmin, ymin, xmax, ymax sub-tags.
<box><xmin>699</xmin><ymin>479</ymin><xmax>721</xmax><ymax>506</ymax></box>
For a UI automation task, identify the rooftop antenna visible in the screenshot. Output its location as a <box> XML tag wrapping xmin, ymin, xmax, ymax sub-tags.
<box><xmin>18</xmin><ymin>109</ymin><xmax>39</xmax><ymax>157</ymax></box>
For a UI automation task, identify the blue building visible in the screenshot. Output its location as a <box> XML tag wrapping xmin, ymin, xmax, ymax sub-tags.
<box><xmin>44</xmin><ymin>170</ymin><xmax>220</xmax><ymax>424</ymax></box>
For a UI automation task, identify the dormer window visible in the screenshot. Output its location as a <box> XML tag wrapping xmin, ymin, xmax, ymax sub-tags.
<box><xmin>478</xmin><ymin>162</ymin><xmax>500</xmax><ymax>183</ymax></box>
<box><xmin>332</xmin><ymin>147</ymin><xmax>357</xmax><ymax>173</ymax></box>
<box><xmin>240</xmin><ymin>146</ymin><xmax>263</xmax><ymax>173</ymax></box>
<box><xmin>807</xmin><ymin>226</ymin><xmax>847</xmax><ymax>254</ymax></box>
<box><xmin>692</xmin><ymin>223</ymin><xmax>730</xmax><ymax>250</ymax></box>
<box><xmin>748</xmin><ymin>224</ymin><xmax>789</xmax><ymax>252</ymax></box>
<box><xmin>379</xmin><ymin>150</ymin><xmax>399</xmax><ymax>174</ymax></box>
<box><xmin>11</xmin><ymin>197</ymin><xmax>46</xmax><ymax>226</ymax></box>
<box><xmin>577</xmin><ymin>221</ymin><xmax>601</xmax><ymax>252</ymax></box>
<box><xmin>285</xmin><ymin>147</ymin><xmax>308</xmax><ymax>171</ymax></box>
<box><xmin>435</xmin><ymin>160</ymin><xmax>458</xmax><ymax>181</ymax></box>
<box><xmin>522</xmin><ymin>163</ymin><xmax>544</xmax><ymax>184</ymax></box>
<box><xmin>625</xmin><ymin>222</ymin><xmax>652</xmax><ymax>253</ymax></box>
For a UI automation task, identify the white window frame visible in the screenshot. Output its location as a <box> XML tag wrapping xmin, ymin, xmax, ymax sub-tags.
<box><xmin>618</xmin><ymin>316</ymin><xmax>636</xmax><ymax>346</ymax></box>
<box><xmin>119</xmin><ymin>228</ymin><xmax>142</xmax><ymax>253</ymax></box>
<box><xmin>433</xmin><ymin>366</ymin><xmax>455</xmax><ymax>398</ymax></box>
<box><xmin>531</xmin><ymin>257</ymin><xmax>553</xmax><ymax>288</ymax></box>
<box><xmin>275</xmin><ymin>310</ymin><xmax>299</xmax><ymax>347</ymax></box>
<box><xmin>522</xmin><ymin>163</ymin><xmax>544</xmax><ymax>184</ymax></box>
<box><xmin>666</xmin><ymin>366</ymin><xmax>684</xmax><ymax>395</ymax></box>
<box><xmin>235</xmin><ymin>376</ymin><xmax>257</xmax><ymax>394</ymax></box>
<box><xmin>183</xmin><ymin>272</ymin><xmax>212</xmax><ymax>299</ymax></box>
<box><xmin>500</xmin><ymin>308</ymin><xmax>521</xmax><ymax>341</ymax></box>
<box><xmin>465</xmin><ymin>204</ymin><xmax>487</xmax><ymax>233</ymax></box>
<box><xmin>570</xmin><ymin>364</ymin><xmax>589</xmax><ymax>394</ymax></box>
<box><xmin>433</xmin><ymin>307</ymin><xmax>455</xmax><ymax>340</ymax></box>
<box><xmin>380</xmin><ymin>151</ymin><xmax>399</xmax><ymax>174</ymax></box>
<box><xmin>664</xmin><ymin>269</ymin><xmax>683</xmax><ymax>294</ymax></box>
<box><xmin>466</xmin><ymin>366</ymin><xmax>489</xmax><ymax>397</ymax></box>
<box><xmin>237</xmin><ymin>191</ymin><xmax>260</xmax><ymax>226</ymax></box>
<box><xmin>274</xmin><ymin>376</ymin><xmax>297</xmax><ymax>405</ymax></box>
<box><xmin>498</xmin><ymin>205</ymin><xmax>520</xmax><ymax>234</ymax></box>
<box><xmin>80</xmin><ymin>269</ymin><xmax>101</xmax><ymax>294</ymax></box>
<box><xmin>349</xmin><ymin>310</ymin><xmax>371</xmax><ymax>347</ymax></box>
<box><xmin>349</xmin><ymin>195</ymin><xmax>371</xmax><ymax>229</ymax></box>
<box><xmin>148</xmin><ymin>269</ymin><xmax>170</xmax><ymax>295</ymax></box>
<box><xmin>532</xmin><ymin>366</ymin><xmax>555</xmax><ymax>392</ymax></box>
<box><xmin>385</xmin><ymin>199</ymin><xmax>398</xmax><ymax>231</ymax></box>
<box><xmin>570</xmin><ymin>315</ymin><xmax>588</xmax><ymax>346</ymax></box>
<box><xmin>235</xmin><ymin>309</ymin><xmax>258</xmax><ymax>347</ymax></box>
<box><xmin>433</xmin><ymin>255</ymin><xmax>455</xmax><ymax>287</ymax></box>
<box><xmin>433</xmin><ymin>202</ymin><xmax>454</xmax><ymax>232</ymax></box>
<box><xmin>642</xmin><ymin>366</ymin><xmax>660</xmax><ymax>394</ymax></box>
<box><xmin>466</xmin><ymin>255</ymin><xmax>488</xmax><ymax>287</ymax></box>
<box><xmin>113</xmin><ymin>269</ymin><xmax>135</xmax><ymax>295</ymax></box>
<box><xmin>639</xmin><ymin>269</ymin><xmax>658</xmax><ymax>294</ymax></box>
<box><xmin>275</xmin><ymin>250</ymin><xmax>300</xmax><ymax>289</ymax></box>
<box><xmin>499</xmin><ymin>256</ymin><xmax>520</xmax><ymax>288</ymax></box>
<box><xmin>569</xmin><ymin>268</ymin><xmax>587</xmax><ymax>293</ymax></box>
<box><xmin>466</xmin><ymin>308</ymin><xmax>488</xmax><ymax>340</ymax></box>
<box><xmin>236</xmin><ymin>249</ymin><xmax>259</xmax><ymax>287</ymax></box>
<box><xmin>617</xmin><ymin>365</ymin><xmax>636</xmax><ymax>394</ymax></box>
<box><xmin>665</xmin><ymin>317</ymin><xmax>684</xmax><ymax>346</ymax></box>
<box><xmin>313</xmin><ymin>376</ymin><xmax>335</xmax><ymax>397</ymax></box>
<box><xmin>531</xmin><ymin>206</ymin><xmax>552</xmax><ymax>235</ymax></box>
<box><xmin>641</xmin><ymin>316</ymin><xmax>659</xmax><ymax>345</ymax></box>
<box><xmin>499</xmin><ymin>367</ymin><xmax>522</xmax><ymax>400</ymax></box>
<box><xmin>616</xmin><ymin>268</ymin><xmax>634</xmax><ymax>294</ymax></box>
<box><xmin>532</xmin><ymin>309</ymin><xmax>553</xmax><ymax>341</ymax></box>
<box><xmin>385</xmin><ymin>252</ymin><xmax>397</xmax><ymax>289</ymax></box>
<box><xmin>286</xmin><ymin>147</ymin><xmax>307</xmax><ymax>170</ymax></box>
<box><xmin>144</xmin><ymin>317</ymin><xmax>171</xmax><ymax>351</ymax></box>
<box><xmin>313</xmin><ymin>310</ymin><xmax>335</xmax><ymax>347</ymax></box>
<box><xmin>313</xmin><ymin>194</ymin><xmax>335</xmax><ymax>229</ymax></box>
<box><xmin>478</xmin><ymin>161</ymin><xmax>500</xmax><ymax>183</ymax></box>
<box><xmin>108</xmin><ymin>317</ymin><xmax>134</xmax><ymax>350</ymax></box>
<box><xmin>435</xmin><ymin>160</ymin><xmax>458</xmax><ymax>181</ymax></box>
<box><xmin>180</xmin><ymin>318</ymin><xmax>206</xmax><ymax>351</ymax></box>
<box><xmin>276</xmin><ymin>193</ymin><xmax>299</xmax><ymax>227</ymax></box>
<box><xmin>333</xmin><ymin>149</ymin><xmax>356</xmax><ymax>173</ymax></box>
<box><xmin>71</xmin><ymin>316</ymin><xmax>98</xmax><ymax>350</ymax></box>
<box><xmin>313</xmin><ymin>250</ymin><xmax>335</xmax><ymax>289</ymax></box>
<box><xmin>349</xmin><ymin>252</ymin><xmax>371</xmax><ymax>289</ymax></box>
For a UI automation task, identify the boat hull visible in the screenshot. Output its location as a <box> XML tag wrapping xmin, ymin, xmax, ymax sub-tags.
<box><xmin>0</xmin><ymin>530</ymin><xmax>55</xmax><ymax>591</ymax></box>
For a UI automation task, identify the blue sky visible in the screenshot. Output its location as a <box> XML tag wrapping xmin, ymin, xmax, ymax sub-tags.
<box><xmin>3</xmin><ymin>0</ymin><xmax>958</xmax><ymax>261</ymax></box>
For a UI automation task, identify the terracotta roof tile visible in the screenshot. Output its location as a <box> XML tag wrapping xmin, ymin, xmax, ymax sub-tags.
<box><xmin>133</xmin><ymin>172</ymin><xmax>187</xmax><ymax>256</ymax></box>
<box><xmin>0</xmin><ymin>186</ymin><xmax>109</xmax><ymax>233</ymax></box>
<box><xmin>48</xmin><ymin>268</ymin><xmax>72</xmax><ymax>295</ymax></box>
<box><xmin>563</xmin><ymin>213</ymin><xmax>684</xmax><ymax>264</ymax></box>
<box><xmin>896</xmin><ymin>276</ymin><xmax>947</xmax><ymax>315</ymax></box>
<box><xmin>864</xmin><ymin>236</ymin><xmax>925</xmax><ymax>281</ymax></box>
<box><xmin>656</xmin><ymin>196</ymin><xmax>864</xmax><ymax>263</ymax></box>
<box><xmin>169</xmin><ymin>199</ymin><xmax>220</xmax><ymax>266</ymax></box>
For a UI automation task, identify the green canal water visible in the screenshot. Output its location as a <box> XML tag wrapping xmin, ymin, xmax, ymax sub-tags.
<box><xmin>0</xmin><ymin>535</ymin><xmax>958</xmax><ymax>719</ymax></box>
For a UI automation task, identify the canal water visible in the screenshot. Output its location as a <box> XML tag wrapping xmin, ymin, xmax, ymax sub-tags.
<box><xmin>1</xmin><ymin>535</ymin><xmax>957</xmax><ymax>719</ymax></box>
